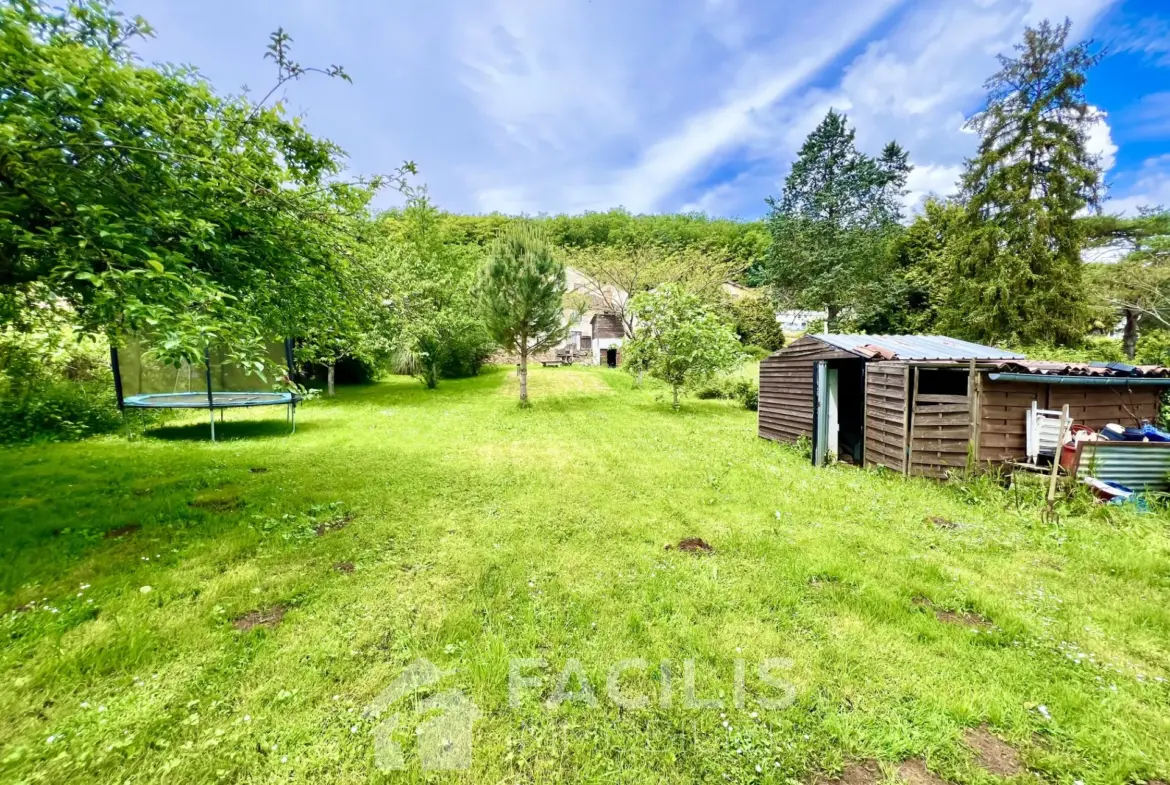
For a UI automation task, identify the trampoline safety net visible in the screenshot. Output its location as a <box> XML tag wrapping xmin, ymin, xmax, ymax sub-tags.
<box><xmin>113</xmin><ymin>338</ymin><xmax>296</xmax><ymax>408</ymax></box>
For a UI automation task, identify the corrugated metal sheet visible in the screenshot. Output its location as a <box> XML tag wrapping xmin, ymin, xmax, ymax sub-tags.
<box><xmin>814</xmin><ymin>334</ymin><xmax>1025</xmax><ymax>361</ymax></box>
<box><xmin>1075</xmin><ymin>442</ymin><xmax>1170</xmax><ymax>490</ymax></box>
<box><xmin>988</xmin><ymin>373</ymin><xmax>1170</xmax><ymax>386</ymax></box>
<box><xmin>989</xmin><ymin>361</ymin><xmax>1170</xmax><ymax>378</ymax></box>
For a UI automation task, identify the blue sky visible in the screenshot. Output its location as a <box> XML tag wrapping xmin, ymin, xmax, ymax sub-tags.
<box><xmin>129</xmin><ymin>0</ymin><xmax>1170</xmax><ymax>219</ymax></box>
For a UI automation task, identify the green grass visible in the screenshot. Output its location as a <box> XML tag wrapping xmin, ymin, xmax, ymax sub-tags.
<box><xmin>1</xmin><ymin>365</ymin><xmax>1168</xmax><ymax>784</ymax></box>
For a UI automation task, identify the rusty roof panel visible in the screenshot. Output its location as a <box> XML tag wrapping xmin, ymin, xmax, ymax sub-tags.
<box><xmin>814</xmin><ymin>334</ymin><xmax>1025</xmax><ymax>361</ymax></box>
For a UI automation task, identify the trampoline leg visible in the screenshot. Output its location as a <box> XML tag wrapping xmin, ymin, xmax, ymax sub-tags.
<box><xmin>290</xmin><ymin>404</ymin><xmax>296</xmax><ymax>435</ymax></box>
<box><xmin>209</xmin><ymin>408</ymin><xmax>216</xmax><ymax>442</ymax></box>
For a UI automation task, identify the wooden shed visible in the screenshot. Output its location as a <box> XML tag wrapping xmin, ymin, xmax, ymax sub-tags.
<box><xmin>759</xmin><ymin>334</ymin><xmax>1170</xmax><ymax>478</ymax></box>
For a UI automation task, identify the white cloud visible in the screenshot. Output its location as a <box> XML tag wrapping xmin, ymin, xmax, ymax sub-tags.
<box><xmin>904</xmin><ymin>163</ymin><xmax>965</xmax><ymax>212</ymax></box>
<box><xmin>128</xmin><ymin>0</ymin><xmax>1144</xmax><ymax>220</ymax></box>
<box><xmin>1104</xmin><ymin>154</ymin><xmax>1170</xmax><ymax>216</ymax></box>
<box><xmin>1086</xmin><ymin>105</ymin><xmax>1118</xmax><ymax>173</ymax></box>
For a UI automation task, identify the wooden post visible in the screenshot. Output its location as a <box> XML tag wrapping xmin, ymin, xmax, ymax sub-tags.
<box><xmin>967</xmin><ymin>359</ymin><xmax>978</xmax><ymax>470</ymax></box>
<box><xmin>1046</xmin><ymin>404</ymin><xmax>1071</xmax><ymax>506</ymax></box>
<box><xmin>903</xmin><ymin>366</ymin><xmax>915</xmax><ymax>476</ymax></box>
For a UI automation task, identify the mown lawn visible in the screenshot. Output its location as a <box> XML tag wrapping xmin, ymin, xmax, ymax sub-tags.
<box><xmin>1</xmin><ymin>366</ymin><xmax>1168</xmax><ymax>784</ymax></box>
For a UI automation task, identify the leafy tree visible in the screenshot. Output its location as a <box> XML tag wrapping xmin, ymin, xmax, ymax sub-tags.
<box><xmin>939</xmin><ymin>19</ymin><xmax>1103</xmax><ymax>345</ymax></box>
<box><xmin>1082</xmin><ymin>209</ymin><xmax>1170</xmax><ymax>358</ymax></box>
<box><xmin>295</xmin><ymin>237</ymin><xmax>391</xmax><ymax>396</ymax></box>
<box><xmin>0</xmin><ymin>0</ymin><xmax>412</xmax><ymax>374</ymax></box>
<box><xmin>477</xmin><ymin>225</ymin><xmax>568</xmax><ymax>406</ymax></box>
<box><xmin>764</xmin><ymin>110</ymin><xmax>910</xmax><ymax>330</ymax></box>
<box><xmin>855</xmin><ymin>198</ymin><xmax>965</xmax><ymax>334</ymax></box>
<box><xmin>378</xmin><ymin>194</ymin><xmax>493</xmax><ymax>388</ymax></box>
<box><xmin>565</xmin><ymin>244</ymin><xmax>736</xmax><ymax>338</ymax></box>
<box><xmin>623</xmin><ymin>285</ymin><xmax>743</xmax><ymax>410</ymax></box>
<box><xmin>730</xmin><ymin>294</ymin><xmax>785</xmax><ymax>351</ymax></box>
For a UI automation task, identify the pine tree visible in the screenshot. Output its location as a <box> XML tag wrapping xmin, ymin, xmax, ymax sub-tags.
<box><xmin>941</xmin><ymin>19</ymin><xmax>1104</xmax><ymax>346</ymax></box>
<box><xmin>477</xmin><ymin>225</ymin><xmax>568</xmax><ymax>406</ymax></box>
<box><xmin>764</xmin><ymin>110</ymin><xmax>909</xmax><ymax>330</ymax></box>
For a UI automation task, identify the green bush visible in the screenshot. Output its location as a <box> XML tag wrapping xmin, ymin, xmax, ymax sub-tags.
<box><xmin>692</xmin><ymin>376</ymin><xmax>758</xmax><ymax>410</ymax></box>
<box><xmin>731</xmin><ymin>295</ymin><xmax>785</xmax><ymax>351</ymax></box>
<box><xmin>741</xmin><ymin>344</ymin><xmax>772</xmax><ymax>361</ymax></box>
<box><xmin>739</xmin><ymin>380</ymin><xmax>759</xmax><ymax>411</ymax></box>
<box><xmin>0</xmin><ymin>329</ymin><xmax>122</xmax><ymax>443</ymax></box>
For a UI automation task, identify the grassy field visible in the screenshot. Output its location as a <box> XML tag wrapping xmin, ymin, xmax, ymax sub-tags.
<box><xmin>1</xmin><ymin>365</ymin><xmax>1168</xmax><ymax>784</ymax></box>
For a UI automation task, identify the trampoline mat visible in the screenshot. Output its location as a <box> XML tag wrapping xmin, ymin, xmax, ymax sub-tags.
<box><xmin>123</xmin><ymin>392</ymin><xmax>297</xmax><ymax>409</ymax></box>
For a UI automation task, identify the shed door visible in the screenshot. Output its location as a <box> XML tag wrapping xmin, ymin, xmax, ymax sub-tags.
<box><xmin>813</xmin><ymin>361</ymin><xmax>829</xmax><ymax>466</ymax></box>
<box><xmin>864</xmin><ymin>363</ymin><xmax>908</xmax><ymax>473</ymax></box>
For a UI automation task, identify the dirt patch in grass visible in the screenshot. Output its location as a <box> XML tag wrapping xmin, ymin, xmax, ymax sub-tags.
<box><xmin>249</xmin><ymin>467</ymin><xmax>269</xmax><ymax>474</ymax></box>
<box><xmin>926</xmin><ymin>515</ymin><xmax>959</xmax><ymax>530</ymax></box>
<box><xmin>233</xmin><ymin>605</ymin><xmax>286</xmax><ymax>631</ymax></box>
<box><xmin>332</xmin><ymin>562</ymin><xmax>355</xmax><ymax>573</ymax></box>
<box><xmin>189</xmin><ymin>496</ymin><xmax>243</xmax><ymax>513</ymax></box>
<box><xmin>667</xmin><ymin>537</ymin><xmax>713</xmax><ymax>553</ymax></box>
<box><xmin>105</xmin><ymin>523</ymin><xmax>141</xmax><ymax>539</ymax></box>
<box><xmin>897</xmin><ymin>759</ymin><xmax>951</xmax><ymax>785</ymax></box>
<box><xmin>963</xmin><ymin>726</ymin><xmax>1024</xmax><ymax>776</ymax></box>
<box><xmin>913</xmin><ymin>597</ymin><xmax>993</xmax><ymax>630</ymax></box>
<box><xmin>815</xmin><ymin>759</ymin><xmax>882</xmax><ymax>785</ymax></box>
<box><xmin>315</xmin><ymin>514</ymin><xmax>355</xmax><ymax>536</ymax></box>
<box><xmin>808</xmin><ymin>573</ymin><xmax>841</xmax><ymax>588</ymax></box>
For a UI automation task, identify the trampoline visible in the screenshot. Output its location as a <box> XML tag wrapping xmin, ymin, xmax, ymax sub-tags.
<box><xmin>111</xmin><ymin>339</ymin><xmax>300</xmax><ymax>441</ymax></box>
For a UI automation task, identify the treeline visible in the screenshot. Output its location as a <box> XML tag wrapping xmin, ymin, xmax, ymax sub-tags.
<box><xmin>378</xmin><ymin>208</ymin><xmax>770</xmax><ymax>284</ymax></box>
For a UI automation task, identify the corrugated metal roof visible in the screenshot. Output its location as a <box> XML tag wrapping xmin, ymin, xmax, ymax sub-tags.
<box><xmin>988</xmin><ymin>360</ymin><xmax>1170</xmax><ymax>378</ymax></box>
<box><xmin>813</xmin><ymin>334</ymin><xmax>1025</xmax><ymax>361</ymax></box>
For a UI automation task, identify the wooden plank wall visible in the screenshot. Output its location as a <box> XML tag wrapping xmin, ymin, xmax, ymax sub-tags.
<box><xmin>758</xmin><ymin>336</ymin><xmax>857</xmax><ymax>444</ymax></box>
<box><xmin>864</xmin><ymin>363</ymin><xmax>907</xmax><ymax>472</ymax></box>
<box><xmin>977</xmin><ymin>379</ymin><xmax>1162</xmax><ymax>463</ymax></box>
<box><xmin>1050</xmin><ymin>386</ymin><xmax>1160</xmax><ymax>430</ymax></box>
<box><xmin>910</xmin><ymin>378</ymin><xmax>971</xmax><ymax>478</ymax></box>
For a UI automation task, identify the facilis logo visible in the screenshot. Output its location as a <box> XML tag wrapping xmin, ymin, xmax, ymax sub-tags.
<box><xmin>365</xmin><ymin>656</ymin><xmax>795</xmax><ymax>771</ymax></box>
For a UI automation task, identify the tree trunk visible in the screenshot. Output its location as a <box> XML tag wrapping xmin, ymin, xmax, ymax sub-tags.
<box><xmin>519</xmin><ymin>349</ymin><xmax>529</xmax><ymax>406</ymax></box>
<box><xmin>1122</xmin><ymin>309</ymin><xmax>1139</xmax><ymax>361</ymax></box>
<box><xmin>825</xmin><ymin>304</ymin><xmax>839</xmax><ymax>333</ymax></box>
<box><xmin>327</xmin><ymin>362</ymin><xmax>335</xmax><ymax>397</ymax></box>
<box><xmin>672</xmin><ymin>385</ymin><xmax>680</xmax><ymax>411</ymax></box>
<box><xmin>635</xmin><ymin>369</ymin><xmax>644</xmax><ymax>388</ymax></box>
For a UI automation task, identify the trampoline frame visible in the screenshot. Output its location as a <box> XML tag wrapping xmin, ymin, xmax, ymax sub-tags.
<box><xmin>111</xmin><ymin>342</ymin><xmax>300</xmax><ymax>441</ymax></box>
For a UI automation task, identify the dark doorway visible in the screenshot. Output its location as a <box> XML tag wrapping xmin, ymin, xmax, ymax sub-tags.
<box><xmin>605</xmin><ymin>347</ymin><xmax>617</xmax><ymax>368</ymax></box>
<box><xmin>834</xmin><ymin>360</ymin><xmax>865</xmax><ymax>464</ymax></box>
<box><xmin>814</xmin><ymin>358</ymin><xmax>866</xmax><ymax>465</ymax></box>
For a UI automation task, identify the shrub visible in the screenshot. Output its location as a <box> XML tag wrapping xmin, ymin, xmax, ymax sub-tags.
<box><xmin>692</xmin><ymin>376</ymin><xmax>758</xmax><ymax>410</ymax></box>
<box><xmin>0</xmin><ymin>329</ymin><xmax>122</xmax><ymax>443</ymax></box>
<box><xmin>737</xmin><ymin>379</ymin><xmax>759</xmax><ymax>411</ymax></box>
<box><xmin>731</xmin><ymin>295</ymin><xmax>785</xmax><ymax>351</ymax></box>
<box><xmin>741</xmin><ymin>344</ymin><xmax>772</xmax><ymax>361</ymax></box>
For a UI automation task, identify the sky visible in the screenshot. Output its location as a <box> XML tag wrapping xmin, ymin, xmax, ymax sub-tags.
<box><xmin>128</xmin><ymin>0</ymin><xmax>1170</xmax><ymax>220</ymax></box>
